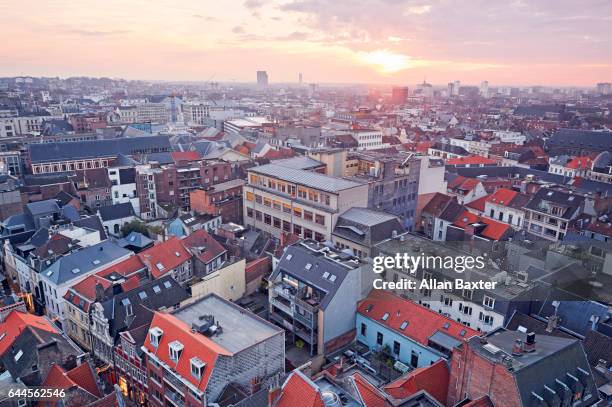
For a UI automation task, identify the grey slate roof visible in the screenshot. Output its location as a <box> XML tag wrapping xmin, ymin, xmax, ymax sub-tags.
<box><xmin>333</xmin><ymin>207</ymin><xmax>404</xmax><ymax>246</ymax></box>
<box><xmin>98</xmin><ymin>202</ymin><xmax>136</xmax><ymax>221</ymax></box>
<box><xmin>272</xmin><ymin>156</ymin><xmax>325</xmax><ymax>170</ymax></box>
<box><xmin>525</xmin><ymin>188</ymin><xmax>584</xmax><ymax>219</ymax></box>
<box><xmin>249</xmin><ymin>163</ymin><xmax>364</xmax><ymax>193</ymax></box>
<box><xmin>73</xmin><ymin>215</ymin><xmax>108</xmax><ymax>241</ymax></box>
<box><xmin>29</xmin><ymin>135</ymin><xmax>171</xmax><ymax>163</ymax></box>
<box><xmin>25</xmin><ymin>199</ymin><xmax>60</xmax><ymax>216</ymax></box>
<box><xmin>40</xmin><ymin>241</ymin><xmax>131</xmax><ymax>285</ymax></box>
<box><xmin>470</xmin><ymin>330</ymin><xmax>598</xmax><ymax>407</ymax></box>
<box><xmin>117</xmin><ymin>231</ymin><xmax>153</xmax><ymax>250</ymax></box>
<box><xmin>101</xmin><ymin>275</ymin><xmax>189</xmax><ymax>339</ymax></box>
<box><xmin>272</xmin><ymin>243</ymin><xmax>352</xmax><ymax>310</ymax></box>
<box><xmin>547</xmin><ymin>129</ymin><xmax>612</xmax><ymax>152</ymax></box>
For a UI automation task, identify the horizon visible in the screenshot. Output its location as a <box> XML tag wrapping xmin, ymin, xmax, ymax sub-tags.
<box><xmin>1</xmin><ymin>0</ymin><xmax>611</xmax><ymax>87</ymax></box>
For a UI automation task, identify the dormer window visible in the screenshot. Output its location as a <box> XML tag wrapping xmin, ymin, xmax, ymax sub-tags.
<box><xmin>169</xmin><ymin>340</ymin><xmax>184</xmax><ymax>362</ymax></box>
<box><xmin>190</xmin><ymin>357</ymin><xmax>206</xmax><ymax>379</ymax></box>
<box><xmin>382</xmin><ymin>312</ymin><xmax>389</xmax><ymax>321</ymax></box>
<box><xmin>149</xmin><ymin>327</ymin><xmax>163</xmax><ymax>347</ymax></box>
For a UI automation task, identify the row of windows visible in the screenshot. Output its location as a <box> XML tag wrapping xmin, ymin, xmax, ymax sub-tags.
<box><xmin>246</xmin><ymin>193</ymin><xmax>326</xmax><ymax>225</ymax></box>
<box><xmin>246</xmin><ymin>208</ymin><xmax>326</xmax><ymax>241</ymax></box>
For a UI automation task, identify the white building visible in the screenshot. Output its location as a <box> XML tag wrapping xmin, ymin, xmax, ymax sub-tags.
<box><xmin>350</xmin><ymin>129</ymin><xmax>384</xmax><ymax>150</ymax></box>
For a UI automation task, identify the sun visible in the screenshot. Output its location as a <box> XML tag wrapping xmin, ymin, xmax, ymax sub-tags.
<box><xmin>357</xmin><ymin>49</ymin><xmax>411</xmax><ymax>73</ymax></box>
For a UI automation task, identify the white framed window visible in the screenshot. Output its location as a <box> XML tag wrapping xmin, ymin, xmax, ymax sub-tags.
<box><xmin>483</xmin><ymin>295</ymin><xmax>495</xmax><ymax>309</ymax></box>
<box><xmin>169</xmin><ymin>340</ymin><xmax>184</xmax><ymax>362</ymax></box>
<box><xmin>190</xmin><ymin>357</ymin><xmax>206</xmax><ymax>379</ymax></box>
<box><xmin>149</xmin><ymin>327</ymin><xmax>163</xmax><ymax>347</ymax></box>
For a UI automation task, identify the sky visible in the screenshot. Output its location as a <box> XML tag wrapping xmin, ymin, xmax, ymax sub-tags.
<box><xmin>0</xmin><ymin>0</ymin><xmax>611</xmax><ymax>86</ymax></box>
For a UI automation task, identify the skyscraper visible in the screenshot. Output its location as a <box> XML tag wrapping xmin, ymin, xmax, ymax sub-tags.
<box><xmin>299</xmin><ymin>72</ymin><xmax>303</xmax><ymax>84</ymax></box>
<box><xmin>257</xmin><ymin>70</ymin><xmax>268</xmax><ymax>87</ymax></box>
<box><xmin>391</xmin><ymin>86</ymin><xmax>409</xmax><ymax>104</ymax></box>
<box><xmin>480</xmin><ymin>80</ymin><xmax>489</xmax><ymax>98</ymax></box>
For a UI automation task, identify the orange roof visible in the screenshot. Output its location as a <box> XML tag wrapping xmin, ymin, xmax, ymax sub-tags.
<box><xmin>486</xmin><ymin>188</ymin><xmax>518</xmax><ymax>206</ymax></box>
<box><xmin>357</xmin><ymin>290</ymin><xmax>478</xmax><ymax>346</ymax></box>
<box><xmin>97</xmin><ymin>255</ymin><xmax>146</xmax><ymax>279</ymax></box>
<box><xmin>275</xmin><ymin>371</ymin><xmax>325</xmax><ymax>407</ymax></box>
<box><xmin>0</xmin><ymin>311</ymin><xmax>58</xmax><ymax>355</ymax></box>
<box><xmin>138</xmin><ymin>237</ymin><xmax>192</xmax><ymax>278</ymax></box>
<box><xmin>384</xmin><ymin>360</ymin><xmax>449</xmax><ymax>404</ymax></box>
<box><xmin>235</xmin><ymin>145</ymin><xmax>250</xmax><ymax>155</ymax></box>
<box><xmin>446</xmin><ymin>155</ymin><xmax>496</xmax><ymax>166</ymax></box>
<box><xmin>453</xmin><ymin>210</ymin><xmax>511</xmax><ymax>240</ymax></box>
<box><xmin>465</xmin><ymin>195</ymin><xmax>489</xmax><ymax>212</ymax></box>
<box><xmin>143</xmin><ymin>312</ymin><xmax>228</xmax><ymax>391</ymax></box>
<box><xmin>566</xmin><ymin>156</ymin><xmax>593</xmax><ymax>170</ymax></box>
<box><xmin>41</xmin><ymin>363</ymin><xmax>101</xmax><ymax>406</ymax></box>
<box><xmin>353</xmin><ymin>373</ymin><xmax>389</xmax><ymax>407</ymax></box>
<box><xmin>448</xmin><ymin>176</ymin><xmax>481</xmax><ymax>192</ymax></box>
<box><xmin>171</xmin><ymin>151</ymin><xmax>202</xmax><ymax>162</ymax></box>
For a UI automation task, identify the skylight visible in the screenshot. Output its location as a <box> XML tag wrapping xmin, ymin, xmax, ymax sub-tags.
<box><xmin>153</xmin><ymin>285</ymin><xmax>161</xmax><ymax>294</ymax></box>
<box><xmin>322</xmin><ymin>271</ymin><xmax>329</xmax><ymax>279</ymax></box>
<box><xmin>382</xmin><ymin>312</ymin><xmax>389</xmax><ymax>321</ymax></box>
<box><xmin>71</xmin><ymin>268</ymin><xmax>80</xmax><ymax>274</ymax></box>
<box><xmin>286</xmin><ymin>254</ymin><xmax>293</xmax><ymax>261</ymax></box>
<box><xmin>138</xmin><ymin>291</ymin><xmax>148</xmax><ymax>300</ymax></box>
<box><xmin>156</xmin><ymin>262</ymin><xmax>165</xmax><ymax>271</ymax></box>
<box><xmin>175</xmin><ymin>251</ymin><xmax>181</xmax><ymax>257</ymax></box>
<box><xmin>305</xmin><ymin>263</ymin><xmax>312</xmax><ymax>270</ymax></box>
<box><xmin>329</xmin><ymin>274</ymin><xmax>337</xmax><ymax>282</ymax></box>
<box><xmin>400</xmin><ymin>321</ymin><xmax>408</xmax><ymax>330</ymax></box>
<box><xmin>460</xmin><ymin>329</ymin><xmax>466</xmax><ymax>336</ymax></box>
<box><xmin>92</xmin><ymin>259</ymin><xmax>100</xmax><ymax>265</ymax></box>
<box><xmin>443</xmin><ymin>322</ymin><xmax>450</xmax><ymax>329</ymax></box>
<box><xmin>163</xmin><ymin>281</ymin><xmax>172</xmax><ymax>289</ymax></box>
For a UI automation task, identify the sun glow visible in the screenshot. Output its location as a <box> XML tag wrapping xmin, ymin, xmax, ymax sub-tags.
<box><xmin>357</xmin><ymin>50</ymin><xmax>411</xmax><ymax>73</ymax></box>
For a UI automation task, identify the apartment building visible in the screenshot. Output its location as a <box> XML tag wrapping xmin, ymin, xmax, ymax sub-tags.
<box><xmin>39</xmin><ymin>241</ymin><xmax>133</xmax><ymax>326</ymax></box>
<box><xmin>269</xmin><ymin>240</ymin><xmax>367</xmax><ymax>356</ymax></box>
<box><xmin>524</xmin><ymin>187</ymin><xmax>585</xmax><ymax>241</ymax></box>
<box><xmin>142</xmin><ymin>294</ymin><xmax>284</xmax><ymax>406</ymax></box>
<box><xmin>189</xmin><ymin>179</ymin><xmax>245</xmax><ymax>224</ymax></box>
<box><xmin>182</xmin><ymin>102</ymin><xmax>210</xmax><ymax>125</ymax></box>
<box><xmin>136</xmin><ymin>102</ymin><xmax>169</xmax><ymax>124</ymax></box>
<box><xmin>243</xmin><ymin>163</ymin><xmax>368</xmax><ymax>241</ymax></box>
<box><xmin>375</xmin><ymin>233</ymin><xmax>540</xmax><ymax>333</ymax></box>
<box><xmin>349</xmin><ymin>128</ymin><xmax>384</xmax><ymax>150</ymax></box>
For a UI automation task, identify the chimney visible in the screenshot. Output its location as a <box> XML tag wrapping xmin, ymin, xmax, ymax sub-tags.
<box><xmin>523</xmin><ymin>332</ymin><xmax>536</xmax><ymax>352</ymax></box>
<box><xmin>511</xmin><ymin>339</ymin><xmax>523</xmax><ymax>356</ymax></box>
<box><xmin>250</xmin><ymin>377</ymin><xmax>261</xmax><ymax>395</ymax></box>
<box><xmin>94</xmin><ymin>282</ymin><xmax>105</xmax><ymax>301</ymax></box>
<box><xmin>546</xmin><ymin>314</ymin><xmax>559</xmax><ymax>333</ymax></box>
<box><xmin>268</xmin><ymin>384</ymin><xmax>281</xmax><ymax>406</ymax></box>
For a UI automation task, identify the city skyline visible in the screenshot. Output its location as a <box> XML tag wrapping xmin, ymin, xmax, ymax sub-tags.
<box><xmin>1</xmin><ymin>0</ymin><xmax>611</xmax><ymax>86</ymax></box>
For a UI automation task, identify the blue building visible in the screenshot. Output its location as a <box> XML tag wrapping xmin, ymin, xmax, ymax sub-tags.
<box><xmin>356</xmin><ymin>291</ymin><xmax>479</xmax><ymax>368</ymax></box>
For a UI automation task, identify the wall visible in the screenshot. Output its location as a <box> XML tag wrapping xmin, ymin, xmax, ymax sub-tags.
<box><xmin>188</xmin><ymin>259</ymin><xmax>246</xmax><ymax>302</ymax></box>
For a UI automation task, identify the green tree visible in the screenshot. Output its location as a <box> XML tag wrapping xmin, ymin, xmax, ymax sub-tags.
<box><xmin>121</xmin><ymin>220</ymin><xmax>148</xmax><ymax>237</ymax></box>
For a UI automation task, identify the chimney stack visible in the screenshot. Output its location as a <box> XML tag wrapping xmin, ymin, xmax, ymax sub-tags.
<box><xmin>511</xmin><ymin>339</ymin><xmax>523</xmax><ymax>356</ymax></box>
<box><xmin>523</xmin><ymin>332</ymin><xmax>536</xmax><ymax>352</ymax></box>
<box><xmin>546</xmin><ymin>314</ymin><xmax>559</xmax><ymax>333</ymax></box>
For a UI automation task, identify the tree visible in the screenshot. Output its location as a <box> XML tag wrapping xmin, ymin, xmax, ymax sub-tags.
<box><xmin>121</xmin><ymin>220</ymin><xmax>148</xmax><ymax>237</ymax></box>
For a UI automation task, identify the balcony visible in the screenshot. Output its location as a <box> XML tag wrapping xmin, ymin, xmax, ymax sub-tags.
<box><xmin>163</xmin><ymin>374</ymin><xmax>185</xmax><ymax>396</ymax></box>
<box><xmin>270</xmin><ymin>297</ymin><xmax>293</xmax><ymax>316</ymax></box>
<box><xmin>165</xmin><ymin>388</ymin><xmax>184</xmax><ymax>407</ymax></box>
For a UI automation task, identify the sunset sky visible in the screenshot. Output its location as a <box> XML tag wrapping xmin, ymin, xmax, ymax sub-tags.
<box><xmin>1</xmin><ymin>0</ymin><xmax>611</xmax><ymax>86</ymax></box>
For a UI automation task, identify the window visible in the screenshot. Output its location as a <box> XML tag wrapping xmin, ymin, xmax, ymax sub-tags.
<box><xmin>315</xmin><ymin>214</ymin><xmax>325</xmax><ymax>225</ymax></box>
<box><xmin>400</xmin><ymin>321</ymin><xmax>408</xmax><ymax>330</ymax></box>
<box><xmin>273</xmin><ymin>217</ymin><xmax>281</xmax><ymax>228</ymax></box>
<box><xmin>246</xmin><ymin>207</ymin><xmax>254</xmax><ymax>218</ymax></box>
<box><xmin>149</xmin><ymin>327</ymin><xmax>163</xmax><ymax>347</ymax></box>
<box><xmin>376</xmin><ymin>332</ymin><xmax>383</xmax><ymax>345</ymax></box>
<box><xmin>393</xmin><ymin>341</ymin><xmax>401</xmax><ymax>355</ymax></box>
<box><xmin>293</xmin><ymin>224</ymin><xmax>302</xmax><ymax>235</ymax></box>
<box><xmin>462</xmin><ymin>289</ymin><xmax>473</xmax><ymax>300</ymax></box>
<box><xmin>360</xmin><ymin>323</ymin><xmax>367</xmax><ymax>336</ymax></box>
<box><xmin>246</xmin><ymin>191</ymin><xmax>254</xmax><ymax>201</ymax></box>
<box><xmin>264</xmin><ymin>214</ymin><xmax>272</xmax><ymax>225</ymax></box>
<box><xmin>410</xmin><ymin>351</ymin><xmax>419</xmax><ymax>367</ymax></box>
<box><xmin>293</xmin><ymin>207</ymin><xmax>302</xmax><ymax>218</ymax></box>
<box><xmin>169</xmin><ymin>341</ymin><xmax>184</xmax><ymax>362</ymax></box>
<box><xmin>304</xmin><ymin>211</ymin><xmax>314</xmax><ymax>222</ymax></box>
<box><xmin>483</xmin><ymin>295</ymin><xmax>495</xmax><ymax>309</ymax></box>
<box><xmin>381</xmin><ymin>312</ymin><xmax>389</xmax><ymax>321</ymax></box>
<box><xmin>190</xmin><ymin>357</ymin><xmax>206</xmax><ymax>379</ymax></box>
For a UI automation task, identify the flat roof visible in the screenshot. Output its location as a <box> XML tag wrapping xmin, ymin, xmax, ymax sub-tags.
<box><xmin>249</xmin><ymin>163</ymin><xmax>364</xmax><ymax>193</ymax></box>
<box><xmin>172</xmin><ymin>294</ymin><xmax>281</xmax><ymax>353</ymax></box>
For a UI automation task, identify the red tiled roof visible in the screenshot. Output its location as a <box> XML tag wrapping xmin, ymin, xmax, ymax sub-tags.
<box><xmin>97</xmin><ymin>255</ymin><xmax>146</xmax><ymax>279</ymax></box>
<box><xmin>235</xmin><ymin>145</ymin><xmax>250</xmax><ymax>155</ymax></box>
<box><xmin>353</xmin><ymin>373</ymin><xmax>389</xmax><ymax>407</ymax></box>
<box><xmin>465</xmin><ymin>195</ymin><xmax>489</xmax><ymax>212</ymax></box>
<box><xmin>448</xmin><ymin>176</ymin><xmax>477</xmax><ymax>191</ymax></box>
<box><xmin>487</xmin><ymin>188</ymin><xmax>518</xmax><ymax>206</ymax></box>
<box><xmin>66</xmin><ymin>362</ymin><xmax>102</xmax><ymax>397</ymax></box>
<box><xmin>453</xmin><ymin>210</ymin><xmax>511</xmax><ymax>240</ymax></box>
<box><xmin>143</xmin><ymin>312</ymin><xmax>228</xmax><ymax>391</ymax></box>
<box><xmin>68</xmin><ymin>274</ymin><xmax>112</xmax><ymax>302</ymax></box>
<box><xmin>383</xmin><ymin>360</ymin><xmax>449</xmax><ymax>404</ymax></box>
<box><xmin>566</xmin><ymin>156</ymin><xmax>593</xmax><ymax>170</ymax></box>
<box><xmin>422</xmin><ymin>193</ymin><xmax>455</xmax><ymax>216</ymax></box>
<box><xmin>275</xmin><ymin>371</ymin><xmax>325</xmax><ymax>407</ymax></box>
<box><xmin>41</xmin><ymin>363</ymin><xmax>101</xmax><ymax>406</ymax></box>
<box><xmin>446</xmin><ymin>156</ymin><xmax>496</xmax><ymax>166</ymax></box>
<box><xmin>171</xmin><ymin>151</ymin><xmax>202</xmax><ymax>163</ymax></box>
<box><xmin>463</xmin><ymin>395</ymin><xmax>495</xmax><ymax>407</ymax></box>
<box><xmin>0</xmin><ymin>311</ymin><xmax>58</xmax><ymax>356</ymax></box>
<box><xmin>586</xmin><ymin>221</ymin><xmax>612</xmax><ymax>237</ymax></box>
<box><xmin>357</xmin><ymin>291</ymin><xmax>478</xmax><ymax>346</ymax></box>
<box><xmin>181</xmin><ymin>229</ymin><xmax>227</xmax><ymax>264</ymax></box>
<box><xmin>138</xmin><ymin>237</ymin><xmax>192</xmax><ymax>278</ymax></box>
<box><xmin>264</xmin><ymin>148</ymin><xmax>296</xmax><ymax>160</ymax></box>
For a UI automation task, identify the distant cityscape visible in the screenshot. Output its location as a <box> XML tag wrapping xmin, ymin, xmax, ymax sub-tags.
<box><xmin>0</xmin><ymin>71</ymin><xmax>609</xmax><ymax>407</ymax></box>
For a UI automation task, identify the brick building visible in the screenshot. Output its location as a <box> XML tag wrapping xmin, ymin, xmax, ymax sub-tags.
<box><xmin>190</xmin><ymin>178</ymin><xmax>245</xmax><ymax>224</ymax></box>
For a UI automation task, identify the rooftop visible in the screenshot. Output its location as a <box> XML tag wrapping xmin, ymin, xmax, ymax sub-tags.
<box><xmin>249</xmin><ymin>163</ymin><xmax>364</xmax><ymax>193</ymax></box>
<box><xmin>172</xmin><ymin>293</ymin><xmax>282</xmax><ymax>354</ymax></box>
